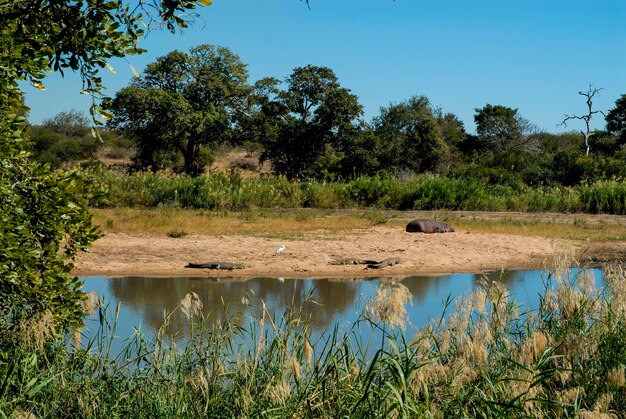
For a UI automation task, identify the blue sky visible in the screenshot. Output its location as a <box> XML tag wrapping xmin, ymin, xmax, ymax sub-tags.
<box><xmin>23</xmin><ymin>0</ymin><xmax>625</xmax><ymax>134</ymax></box>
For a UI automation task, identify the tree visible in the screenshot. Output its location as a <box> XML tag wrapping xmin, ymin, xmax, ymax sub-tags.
<box><xmin>434</xmin><ymin>109</ymin><xmax>467</xmax><ymax>150</ymax></box>
<box><xmin>374</xmin><ymin>96</ymin><xmax>447</xmax><ymax>174</ymax></box>
<box><xmin>0</xmin><ymin>0</ymin><xmax>204</xmax><ymax>348</ymax></box>
<box><xmin>260</xmin><ymin>65</ymin><xmax>364</xmax><ymax>179</ymax></box>
<box><xmin>606</xmin><ymin>94</ymin><xmax>626</xmax><ymax>143</ymax></box>
<box><xmin>109</xmin><ymin>45</ymin><xmax>251</xmax><ymax>176</ymax></box>
<box><xmin>333</xmin><ymin>124</ymin><xmax>383</xmax><ymax>178</ymax></box>
<box><xmin>559</xmin><ymin>85</ymin><xmax>606</xmax><ymax>156</ymax></box>
<box><xmin>473</xmin><ymin>104</ymin><xmax>538</xmax><ymax>154</ymax></box>
<box><xmin>41</xmin><ymin>109</ymin><xmax>91</xmax><ymax>137</ymax></box>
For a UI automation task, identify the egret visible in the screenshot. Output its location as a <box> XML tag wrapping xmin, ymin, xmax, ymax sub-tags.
<box><xmin>278</xmin><ymin>277</ymin><xmax>285</xmax><ymax>283</ymax></box>
<box><xmin>276</xmin><ymin>245</ymin><xmax>285</xmax><ymax>254</ymax></box>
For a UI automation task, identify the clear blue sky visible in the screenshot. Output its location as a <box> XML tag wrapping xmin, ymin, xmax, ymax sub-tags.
<box><xmin>23</xmin><ymin>0</ymin><xmax>626</xmax><ymax>134</ymax></box>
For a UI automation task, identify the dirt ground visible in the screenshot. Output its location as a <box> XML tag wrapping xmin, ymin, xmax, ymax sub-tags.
<box><xmin>73</xmin><ymin>225</ymin><xmax>592</xmax><ymax>279</ymax></box>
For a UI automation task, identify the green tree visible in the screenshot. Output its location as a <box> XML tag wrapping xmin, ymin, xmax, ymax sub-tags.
<box><xmin>109</xmin><ymin>45</ymin><xmax>251</xmax><ymax>176</ymax></box>
<box><xmin>333</xmin><ymin>125</ymin><xmax>383</xmax><ymax>178</ymax></box>
<box><xmin>473</xmin><ymin>104</ymin><xmax>538</xmax><ymax>153</ymax></box>
<box><xmin>435</xmin><ymin>109</ymin><xmax>467</xmax><ymax>150</ymax></box>
<box><xmin>0</xmin><ymin>0</ymin><xmax>203</xmax><ymax>348</ymax></box>
<box><xmin>374</xmin><ymin>96</ymin><xmax>447</xmax><ymax>174</ymax></box>
<box><xmin>607</xmin><ymin>94</ymin><xmax>626</xmax><ymax>143</ymax></box>
<box><xmin>260</xmin><ymin>65</ymin><xmax>364</xmax><ymax>179</ymax></box>
<box><xmin>41</xmin><ymin>109</ymin><xmax>91</xmax><ymax>137</ymax></box>
<box><xmin>234</xmin><ymin>77</ymin><xmax>283</xmax><ymax>152</ymax></box>
<box><xmin>468</xmin><ymin>104</ymin><xmax>541</xmax><ymax>186</ymax></box>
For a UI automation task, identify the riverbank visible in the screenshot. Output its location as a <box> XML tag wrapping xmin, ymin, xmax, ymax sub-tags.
<box><xmin>73</xmin><ymin>228</ymin><xmax>565</xmax><ymax>278</ymax></box>
<box><xmin>73</xmin><ymin>209</ymin><xmax>626</xmax><ymax>278</ymax></box>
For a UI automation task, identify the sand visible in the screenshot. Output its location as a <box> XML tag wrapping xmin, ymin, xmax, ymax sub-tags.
<box><xmin>73</xmin><ymin>227</ymin><xmax>576</xmax><ymax>279</ymax></box>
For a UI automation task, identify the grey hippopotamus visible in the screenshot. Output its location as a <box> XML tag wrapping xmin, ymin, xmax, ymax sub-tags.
<box><xmin>406</xmin><ymin>219</ymin><xmax>455</xmax><ymax>233</ymax></box>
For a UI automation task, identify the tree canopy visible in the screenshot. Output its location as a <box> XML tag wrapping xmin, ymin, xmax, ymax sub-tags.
<box><xmin>259</xmin><ymin>65</ymin><xmax>363</xmax><ymax>179</ymax></box>
<box><xmin>374</xmin><ymin>96</ymin><xmax>447</xmax><ymax>174</ymax></box>
<box><xmin>109</xmin><ymin>44</ymin><xmax>251</xmax><ymax>175</ymax></box>
<box><xmin>607</xmin><ymin>94</ymin><xmax>626</xmax><ymax>143</ymax></box>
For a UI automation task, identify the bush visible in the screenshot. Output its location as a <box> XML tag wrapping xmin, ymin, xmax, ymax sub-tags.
<box><xmin>28</xmin><ymin>126</ymin><xmax>100</xmax><ymax>167</ymax></box>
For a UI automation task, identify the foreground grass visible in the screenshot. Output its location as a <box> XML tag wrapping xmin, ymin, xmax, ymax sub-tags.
<box><xmin>2</xmin><ymin>258</ymin><xmax>626</xmax><ymax>417</ymax></box>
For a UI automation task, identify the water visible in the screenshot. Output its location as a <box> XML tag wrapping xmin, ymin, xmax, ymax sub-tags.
<box><xmin>81</xmin><ymin>268</ymin><xmax>604</xmax><ymax>352</ymax></box>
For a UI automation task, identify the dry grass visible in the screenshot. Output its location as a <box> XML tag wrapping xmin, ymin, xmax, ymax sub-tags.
<box><xmin>15</xmin><ymin>310</ymin><xmax>55</xmax><ymax>351</ymax></box>
<box><xmin>366</xmin><ymin>282</ymin><xmax>413</xmax><ymax>328</ymax></box>
<box><xmin>92</xmin><ymin>208</ymin><xmax>386</xmax><ymax>239</ymax></box>
<box><xmin>449</xmin><ymin>218</ymin><xmax>626</xmax><ymax>241</ymax></box>
<box><xmin>93</xmin><ymin>208</ymin><xmax>626</xmax><ymax>244</ymax></box>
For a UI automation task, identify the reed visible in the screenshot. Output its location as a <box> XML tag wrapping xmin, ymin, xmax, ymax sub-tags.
<box><xmin>3</xmin><ymin>260</ymin><xmax>625</xmax><ymax>417</ymax></box>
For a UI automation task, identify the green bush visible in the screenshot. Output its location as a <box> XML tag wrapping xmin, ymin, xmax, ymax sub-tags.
<box><xmin>28</xmin><ymin>126</ymin><xmax>100</xmax><ymax>167</ymax></box>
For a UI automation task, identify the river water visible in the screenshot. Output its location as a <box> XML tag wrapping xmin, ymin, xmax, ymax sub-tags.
<box><xmin>81</xmin><ymin>268</ymin><xmax>604</xmax><ymax>351</ymax></box>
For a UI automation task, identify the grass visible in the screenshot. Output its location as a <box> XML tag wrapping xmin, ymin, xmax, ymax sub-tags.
<box><xmin>2</xmin><ymin>257</ymin><xmax>626</xmax><ymax>417</ymax></box>
<box><xmin>91</xmin><ymin>208</ymin><xmax>389</xmax><ymax>238</ymax></box>
<box><xmin>91</xmin><ymin>207</ymin><xmax>626</xmax><ymax>244</ymax></box>
<box><xmin>450</xmin><ymin>218</ymin><xmax>626</xmax><ymax>242</ymax></box>
<box><xmin>86</xmin><ymin>168</ymin><xmax>626</xmax><ymax>214</ymax></box>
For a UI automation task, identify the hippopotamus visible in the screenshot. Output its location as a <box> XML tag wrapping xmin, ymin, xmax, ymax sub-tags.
<box><xmin>406</xmin><ymin>219</ymin><xmax>455</xmax><ymax>233</ymax></box>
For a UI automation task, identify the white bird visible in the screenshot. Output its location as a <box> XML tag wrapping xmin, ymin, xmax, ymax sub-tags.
<box><xmin>276</xmin><ymin>245</ymin><xmax>285</xmax><ymax>254</ymax></box>
<box><xmin>277</xmin><ymin>277</ymin><xmax>285</xmax><ymax>283</ymax></box>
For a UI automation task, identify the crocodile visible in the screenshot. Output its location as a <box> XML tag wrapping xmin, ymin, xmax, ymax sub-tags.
<box><xmin>186</xmin><ymin>262</ymin><xmax>250</xmax><ymax>270</ymax></box>
<box><xmin>367</xmin><ymin>257</ymin><xmax>402</xmax><ymax>269</ymax></box>
<box><xmin>330</xmin><ymin>257</ymin><xmax>402</xmax><ymax>269</ymax></box>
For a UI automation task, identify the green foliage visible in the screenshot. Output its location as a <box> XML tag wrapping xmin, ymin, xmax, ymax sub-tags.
<box><xmin>259</xmin><ymin>65</ymin><xmax>364</xmax><ymax>179</ymax></box>
<box><xmin>28</xmin><ymin>110</ymin><xmax>100</xmax><ymax>167</ymax></box>
<box><xmin>41</xmin><ymin>109</ymin><xmax>91</xmax><ymax>137</ymax></box>
<box><xmin>374</xmin><ymin>96</ymin><xmax>448</xmax><ymax>174</ymax></box>
<box><xmin>0</xmin><ymin>160</ymin><xmax>101</xmax><ymax>348</ymax></box>
<box><xmin>0</xmin><ymin>0</ymin><xmax>204</xmax><ymax>352</ymax></box>
<box><xmin>606</xmin><ymin>93</ymin><xmax>626</xmax><ymax>143</ymax></box>
<box><xmin>474</xmin><ymin>104</ymin><xmax>521</xmax><ymax>148</ymax></box>
<box><xmin>2</xmin><ymin>1</ymin><xmax>204</xmax><ymax>109</ymax></box>
<box><xmin>473</xmin><ymin>104</ymin><xmax>538</xmax><ymax>154</ymax></box>
<box><xmin>99</xmin><ymin>128</ymin><xmax>136</xmax><ymax>159</ymax></box>
<box><xmin>550</xmin><ymin>150</ymin><xmax>626</xmax><ymax>186</ymax></box>
<box><xmin>435</xmin><ymin>108</ymin><xmax>468</xmax><ymax>149</ymax></box>
<box><xmin>108</xmin><ymin>44</ymin><xmax>251</xmax><ymax>176</ymax></box>
<box><xmin>85</xmin><ymin>167</ymin><xmax>626</xmax><ymax>214</ymax></box>
<box><xmin>333</xmin><ymin>127</ymin><xmax>384</xmax><ymax>178</ymax></box>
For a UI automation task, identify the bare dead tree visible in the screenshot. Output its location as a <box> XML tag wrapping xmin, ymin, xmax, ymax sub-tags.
<box><xmin>559</xmin><ymin>84</ymin><xmax>606</xmax><ymax>155</ymax></box>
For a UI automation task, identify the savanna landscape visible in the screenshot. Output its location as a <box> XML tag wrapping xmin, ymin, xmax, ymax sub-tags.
<box><xmin>2</xmin><ymin>1</ymin><xmax>626</xmax><ymax>418</ymax></box>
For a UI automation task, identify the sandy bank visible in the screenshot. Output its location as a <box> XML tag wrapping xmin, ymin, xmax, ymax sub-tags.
<box><xmin>73</xmin><ymin>226</ymin><xmax>576</xmax><ymax>278</ymax></box>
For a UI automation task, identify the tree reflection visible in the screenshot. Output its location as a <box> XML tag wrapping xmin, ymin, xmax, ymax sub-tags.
<box><xmin>106</xmin><ymin>276</ymin><xmax>362</xmax><ymax>339</ymax></box>
<box><xmin>101</xmin><ymin>270</ymin><xmax>568</xmax><ymax>346</ymax></box>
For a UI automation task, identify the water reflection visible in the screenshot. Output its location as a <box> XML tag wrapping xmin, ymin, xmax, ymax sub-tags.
<box><xmin>99</xmin><ymin>277</ymin><xmax>363</xmax><ymax>337</ymax></box>
<box><xmin>82</xmin><ymin>268</ymin><xmax>604</xmax><ymax>349</ymax></box>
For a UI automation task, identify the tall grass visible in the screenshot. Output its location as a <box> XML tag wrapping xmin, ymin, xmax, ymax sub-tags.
<box><xmin>2</xmin><ymin>259</ymin><xmax>626</xmax><ymax>417</ymax></box>
<box><xmin>88</xmin><ymin>168</ymin><xmax>626</xmax><ymax>214</ymax></box>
